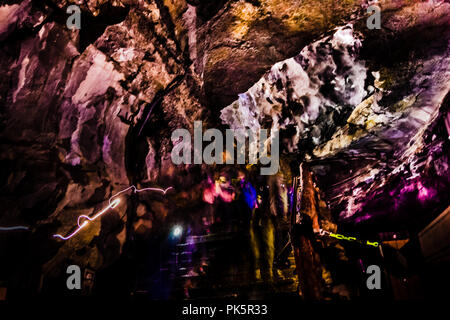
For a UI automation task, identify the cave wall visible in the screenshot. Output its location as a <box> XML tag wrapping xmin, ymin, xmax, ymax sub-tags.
<box><xmin>0</xmin><ymin>0</ymin><xmax>449</xmax><ymax>294</ymax></box>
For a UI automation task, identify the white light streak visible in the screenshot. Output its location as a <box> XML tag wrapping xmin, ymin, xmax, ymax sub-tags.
<box><xmin>53</xmin><ymin>185</ymin><xmax>173</xmax><ymax>241</ymax></box>
<box><xmin>0</xmin><ymin>226</ymin><xmax>29</xmax><ymax>231</ymax></box>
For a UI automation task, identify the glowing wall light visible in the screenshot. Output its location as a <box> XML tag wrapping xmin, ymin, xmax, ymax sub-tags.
<box><xmin>172</xmin><ymin>225</ymin><xmax>183</xmax><ymax>238</ymax></box>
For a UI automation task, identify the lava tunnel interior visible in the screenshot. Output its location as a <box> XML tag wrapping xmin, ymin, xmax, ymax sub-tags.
<box><xmin>0</xmin><ymin>0</ymin><xmax>449</xmax><ymax>302</ymax></box>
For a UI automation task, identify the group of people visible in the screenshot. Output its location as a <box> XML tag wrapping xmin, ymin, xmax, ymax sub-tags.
<box><xmin>194</xmin><ymin>161</ymin><xmax>353</xmax><ymax>299</ymax></box>
<box><xmin>200</xmin><ymin>163</ymin><xmax>293</xmax><ymax>284</ymax></box>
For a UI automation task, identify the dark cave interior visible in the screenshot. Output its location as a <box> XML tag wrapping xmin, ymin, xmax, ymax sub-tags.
<box><xmin>0</xmin><ymin>0</ymin><xmax>449</xmax><ymax>301</ymax></box>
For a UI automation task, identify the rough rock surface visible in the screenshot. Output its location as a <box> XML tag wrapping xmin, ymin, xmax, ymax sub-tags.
<box><xmin>0</xmin><ymin>0</ymin><xmax>449</xmax><ymax>294</ymax></box>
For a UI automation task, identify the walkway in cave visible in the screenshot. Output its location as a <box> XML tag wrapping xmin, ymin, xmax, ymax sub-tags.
<box><xmin>132</xmin><ymin>231</ymin><xmax>300</xmax><ymax>300</ymax></box>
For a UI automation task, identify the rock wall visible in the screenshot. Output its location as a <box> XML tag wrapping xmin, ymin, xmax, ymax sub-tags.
<box><xmin>0</xmin><ymin>0</ymin><xmax>449</xmax><ymax>294</ymax></box>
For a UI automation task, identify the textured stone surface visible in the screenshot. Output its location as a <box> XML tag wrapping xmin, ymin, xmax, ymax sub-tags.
<box><xmin>220</xmin><ymin>0</ymin><xmax>450</xmax><ymax>223</ymax></box>
<box><xmin>198</xmin><ymin>0</ymin><xmax>366</xmax><ymax>109</ymax></box>
<box><xmin>0</xmin><ymin>0</ymin><xmax>449</xmax><ymax>293</ymax></box>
